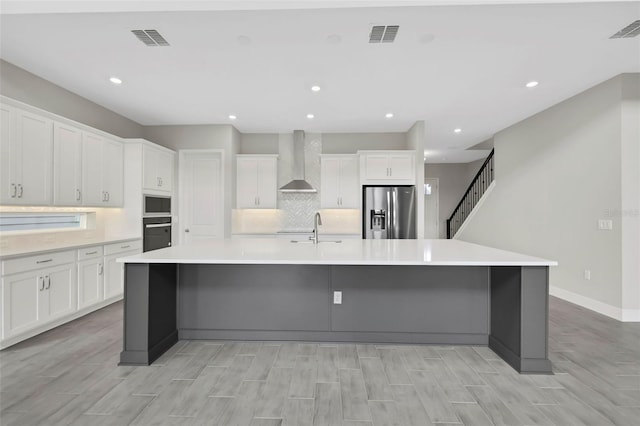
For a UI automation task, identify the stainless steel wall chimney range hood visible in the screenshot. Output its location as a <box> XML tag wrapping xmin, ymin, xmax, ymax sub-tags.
<box><xmin>279</xmin><ymin>130</ymin><xmax>317</xmax><ymax>192</ymax></box>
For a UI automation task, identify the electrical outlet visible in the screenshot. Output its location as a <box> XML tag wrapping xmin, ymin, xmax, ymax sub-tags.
<box><xmin>584</xmin><ymin>270</ymin><xmax>591</xmax><ymax>280</ymax></box>
<box><xmin>598</xmin><ymin>219</ymin><xmax>613</xmax><ymax>230</ymax></box>
<box><xmin>333</xmin><ymin>291</ymin><xmax>342</xmax><ymax>305</ymax></box>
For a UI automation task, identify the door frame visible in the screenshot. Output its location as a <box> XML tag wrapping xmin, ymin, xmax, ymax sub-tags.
<box><xmin>423</xmin><ymin>178</ymin><xmax>439</xmax><ymax>239</ymax></box>
<box><xmin>178</xmin><ymin>149</ymin><xmax>225</xmax><ymax>245</ymax></box>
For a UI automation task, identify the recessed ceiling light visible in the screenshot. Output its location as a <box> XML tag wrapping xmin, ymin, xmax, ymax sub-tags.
<box><xmin>311</xmin><ymin>85</ymin><xmax>321</xmax><ymax>92</ymax></box>
<box><xmin>228</xmin><ymin>115</ymin><xmax>237</xmax><ymax>120</ymax></box>
<box><xmin>526</xmin><ymin>81</ymin><xmax>539</xmax><ymax>88</ymax></box>
<box><xmin>109</xmin><ymin>77</ymin><xmax>122</xmax><ymax>85</ymax></box>
<box><xmin>385</xmin><ymin>113</ymin><xmax>394</xmax><ymax>118</ymax></box>
<box><xmin>454</xmin><ymin>128</ymin><xmax>462</xmax><ymax>133</ymax></box>
<box><xmin>306</xmin><ymin>114</ymin><xmax>315</xmax><ymax>119</ymax></box>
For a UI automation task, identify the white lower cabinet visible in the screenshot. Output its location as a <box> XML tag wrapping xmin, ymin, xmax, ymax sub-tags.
<box><xmin>104</xmin><ymin>254</ymin><xmax>123</xmax><ymax>300</ymax></box>
<box><xmin>0</xmin><ymin>239</ymin><xmax>140</xmax><ymax>348</ymax></box>
<box><xmin>103</xmin><ymin>241</ymin><xmax>142</xmax><ymax>300</ymax></box>
<box><xmin>77</xmin><ymin>246</ymin><xmax>104</xmax><ymax>310</ymax></box>
<box><xmin>2</xmin><ymin>252</ymin><xmax>76</xmax><ymax>341</ymax></box>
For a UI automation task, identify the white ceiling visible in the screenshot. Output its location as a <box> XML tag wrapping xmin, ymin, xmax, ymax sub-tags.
<box><xmin>1</xmin><ymin>0</ymin><xmax>639</xmax><ymax>154</ymax></box>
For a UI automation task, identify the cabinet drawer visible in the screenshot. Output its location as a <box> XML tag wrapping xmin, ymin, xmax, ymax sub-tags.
<box><xmin>77</xmin><ymin>245</ymin><xmax>104</xmax><ymax>261</ymax></box>
<box><xmin>104</xmin><ymin>240</ymin><xmax>142</xmax><ymax>256</ymax></box>
<box><xmin>2</xmin><ymin>250</ymin><xmax>76</xmax><ymax>276</ymax></box>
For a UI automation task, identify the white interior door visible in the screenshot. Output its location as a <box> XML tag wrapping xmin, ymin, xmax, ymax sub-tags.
<box><xmin>424</xmin><ymin>178</ymin><xmax>439</xmax><ymax>239</ymax></box>
<box><xmin>180</xmin><ymin>151</ymin><xmax>223</xmax><ymax>244</ymax></box>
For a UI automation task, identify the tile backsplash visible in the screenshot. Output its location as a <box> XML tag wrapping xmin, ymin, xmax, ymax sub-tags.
<box><xmin>277</xmin><ymin>133</ymin><xmax>322</xmax><ymax>231</ymax></box>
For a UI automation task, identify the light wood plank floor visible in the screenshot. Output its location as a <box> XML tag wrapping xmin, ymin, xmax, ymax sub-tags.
<box><xmin>1</xmin><ymin>297</ymin><xmax>639</xmax><ymax>425</ymax></box>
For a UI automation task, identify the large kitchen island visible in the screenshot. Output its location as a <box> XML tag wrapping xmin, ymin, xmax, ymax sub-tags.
<box><xmin>118</xmin><ymin>238</ymin><xmax>557</xmax><ymax>374</ymax></box>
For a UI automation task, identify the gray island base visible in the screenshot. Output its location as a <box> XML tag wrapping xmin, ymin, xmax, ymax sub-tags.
<box><xmin>120</xmin><ymin>258</ymin><xmax>552</xmax><ymax>374</ymax></box>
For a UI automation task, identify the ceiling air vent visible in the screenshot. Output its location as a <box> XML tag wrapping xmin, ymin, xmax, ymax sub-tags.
<box><xmin>610</xmin><ymin>20</ymin><xmax>640</xmax><ymax>39</ymax></box>
<box><xmin>132</xmin><ymin>29</ymin><xmax>170</xmax><ymax>46</ymax></box>
<box><xmin>369</xmin><ymin>25</ymin><xmax>399</xmax><ymax>43</ymax></box>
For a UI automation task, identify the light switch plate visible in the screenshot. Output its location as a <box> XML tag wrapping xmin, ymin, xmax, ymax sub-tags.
<box><xmin>598</xmin><ymin>219</ymin><xmax>613</xmax><ymax>230</ymax></box>
<box><xmin>333</xmin><ymin>291</ymin><xmax>342</xmax><ymax>305</ymax></box>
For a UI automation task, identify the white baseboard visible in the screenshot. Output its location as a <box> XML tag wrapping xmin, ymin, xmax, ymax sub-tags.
<box><xmin>550</xmin><ymin>286</ymin><xmax>640</xmax><ymax>322</ymax></box>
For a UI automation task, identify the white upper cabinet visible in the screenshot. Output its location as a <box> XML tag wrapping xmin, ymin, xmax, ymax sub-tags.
<box><xmin>359</xmin><ymin>150</ymin><xmax>415</xmax><ymax>185</ymax></box>
<box><xmin>102</xmin><ymin>139</ymin><xmax>123</xmax><ymax>206</ymax></box>
<box><xmin>2</xmin><ymin>99</ymin><xmax>125</xmax><ymax>208</ymax></box>
<box><xmin>320</xmin><ymin>155</ymin><xmax>359</xmax><ymax>208</ymax></box>
<box><xmin>143</xmin><ymin>145</ymin><xmax>174</xmax><ymax>193</ymax></box>
<box><xmin>53</xmin><ymin>122</ymin><xmax>83</xmax><ymax>205</ymax></box>
<box><xmin>236</xmin><ymin>155</ymin><xmax>278</xmax><ymax>209</ymax></box>
<box><xmin>82</xmin><ymin>132</ymin><xmax>123</xmax><ymax>207</ymax></box>
<box><xmin>0</xmin><ymin>105</ymin><xmax>53</xmax><ymax>205</ymax></box>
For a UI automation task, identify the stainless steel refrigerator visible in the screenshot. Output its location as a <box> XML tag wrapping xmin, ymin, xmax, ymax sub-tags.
<box><xmin>363</xmin><ymin>186</ymin><xmax>416</xmax><ymax>239</ymax></box>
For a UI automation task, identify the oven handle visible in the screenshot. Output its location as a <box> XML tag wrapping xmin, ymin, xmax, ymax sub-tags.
<box><xmin>145</xmin><ymin>223</ymin><xmax>172</xmax><ymax>229</ymax></box>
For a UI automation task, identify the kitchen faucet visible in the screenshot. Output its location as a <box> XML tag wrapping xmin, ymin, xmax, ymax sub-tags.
<box><xmin>310</xmin><ymin>212</ymin><xmax>322</xmax><ymax>245</ymax></box>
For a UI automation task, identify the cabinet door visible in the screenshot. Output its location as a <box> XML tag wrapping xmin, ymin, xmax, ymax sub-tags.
<box><xmin>44</xmin><ymin>263</ymin><xmax>77</xmax><ymax>321</ymax></box>
<box><xmin>363</xmin><ymin>155</ymin><xmax>390</xmax><ymax>180</ymax></box>
<box><xmin>388</xmin><ymin>154</ymin><xmax>414</xmax><ymax>181</ymax></box>
<box><xmin>15</xmin><ymin>109</ymin><xmax>53</xmax><ymax>205</ymax></box>
<box><xmin>142</xmin><ymin>145</ymin><xmax>160</xmax><ymax>190</ymax></box>
<box><xmin>1</xmin><ymin>271</ymin><xmax>41</xmax><ymax>339</ymax></box>
<box><xmin>236</xmin><ymin>158</ymin><xmax>259</xmax><ymax>208</ymax></box>
<box><xmin>256</xmin><ymin>158</ymin><xmax>277</xmax><ymax>208</ymax></box>
<box><xmin>82</xmin><ymin>132</ymin><xmax>104</xmax><ymax>205</ymax></box>
<box><xmin>339</xmin><ymin>156</ymin><xmax>360</xmax><ymax>208</ymax></box>
<box><xmin>157</xmin><ymin>150</ymin><xmax>174</xmax><ymax>192</ymax></box>
<box><xmin>78</xmin><ymin>259</ymin><xmax>104</xmax><ymax>309</ymax></box>
<box><xmin>104</xmin><ymin>253</ymin><xmax>124</xmax><ymax>299</ymax></box>
<box><xmin>320</xmin><ymin>158</ymin><xmax>341</xmax><ymax>208</ymax></box>
<box><xmin>102</xmin><ymin>139</ymin><xmax>123</xmax><ymax>206</ymax></box>
<box><xmin>53</xmin><ymin>122</ymin><xmax>82</xmax><ymax>205</ymax></box>
<box><xmin>0</xmin><ymin>104</ymin><xmax>16</xmax><ymax>204</ymax></box>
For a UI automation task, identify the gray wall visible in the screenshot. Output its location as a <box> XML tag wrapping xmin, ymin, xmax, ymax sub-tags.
<box><xmin>620</xmin><ymin>75</ymin><xmax>640</xmax><ymax>318</ymax></box>
<box><xmin>0</xmin><ymin>60</ymin><xmax>144</xmax><ymax>138</ymax></box>
<box><xmin>322</xmin><ymin>132</ymin><xmax>407</xmax><ymax>154</ymax></box>
<box><xmin>143</xmin><ymin>124</ymin><xmax>238</xmax><ymax>238</ymax></box>
<box><xmin>457</xmin><ymin>74</ymin><xmax>640</xmax><ymax>319</ymax></box>
<box><xmin>424</xmin><ymin>162</ymin><xmax>484</xmax><ymax>239</ymax></box>
<box><xmin>239</xmin><ymin>133</ymin><xmax>279</xmax><ymax>154</ymax></box>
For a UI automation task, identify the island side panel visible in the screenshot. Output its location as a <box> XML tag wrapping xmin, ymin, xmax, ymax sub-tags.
<box><xmin>489</xmin><ymin>266</ymin><xmax>552</xmax><ymax>374</ymax></box>
<box><xmin>178</xmin><ymin>264</ymin><xmax>331</xmax><ymax>339</ymax></box>
<box><xmin>120</xmin><ymin>263</ymin><xmax>178</xmax><ymax>366</ymax></box>
<box><xmin>331</xmin><ymin>265</ymin><xmax>489</xmax><ymax>344</ymax></box>
<box><xmin>147</xmin><ymin>263</ymin><xmax>179</xmax><ymax>362</ymax></box>
<box><xmin>120</xmin><ymin>263</ymin><xmax>150</xmax><ymax>365</ymax></box>
<box><xmin>520</xmin><ymin>266</ymin><xmax>552</xmax><ymax>373</ymax></box>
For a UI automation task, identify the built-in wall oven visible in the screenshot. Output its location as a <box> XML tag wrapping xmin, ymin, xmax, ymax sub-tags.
<box><xmin>143</xmin><ymin>195</ymin><xmax>172</xmax><ymax>252</ymax></box>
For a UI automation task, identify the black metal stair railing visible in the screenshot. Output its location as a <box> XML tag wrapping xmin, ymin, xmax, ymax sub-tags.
<box><xmin>446</xmin><ymin>149</ymin><xmax>495</xmax><ymax>239</ymax></box>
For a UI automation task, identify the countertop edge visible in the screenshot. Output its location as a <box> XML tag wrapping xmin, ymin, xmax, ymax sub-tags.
<box><xmin>0</xmin><ymin>236</ymin><xmax>142</xmax><ymax>260</ymax></box>
<box><xmin>117</xmin><ymin>258</ymin><xmax>558</xmax><ymax>267</ymax></box>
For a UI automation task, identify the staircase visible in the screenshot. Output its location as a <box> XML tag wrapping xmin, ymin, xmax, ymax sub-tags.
<box><xmin>447</xmin><ymin>149</ymin><xmax>494</xmax><ymax>238</ymax></box>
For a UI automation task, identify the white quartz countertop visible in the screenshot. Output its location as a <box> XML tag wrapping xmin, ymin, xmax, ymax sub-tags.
<box><xmin>0</xmin><ymin>236</ymin><xmax>141</xmax><ymax>260</ymax></box>
<box><xmin>118</xmin><ymin>238</ymin><xmax>557</xmax><ymax>266</ymax></box>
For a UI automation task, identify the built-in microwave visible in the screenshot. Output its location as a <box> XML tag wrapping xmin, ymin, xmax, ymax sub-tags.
<box><xmin>143</xmin><ymin>195</ymin><xmax>171</xmax><ymax>217</ymax></box>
